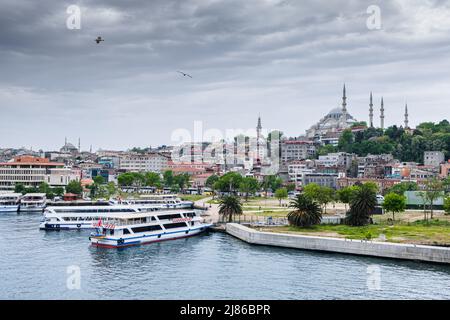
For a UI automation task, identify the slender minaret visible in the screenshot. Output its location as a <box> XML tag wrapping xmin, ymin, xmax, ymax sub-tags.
<box><xmin>256</xmin><ymin>115</ymin><xmax>262</xmax><ymax>164</ymax></box>
<box><xmin>78</xmin><ymin>137</ymin><xmax>81</xmax><ymax>152</ymax></box>
<box><xmin>404</xmin><ymin>103</ymin><xmax>409</xmax><ymax>129</ymax></box>
<box><xmin>342</xmin><ymin>84</ymin><xmax>347</xmax><ymax>114</ymax></box>
<box><xmin>380</xmin><ymin>97</ymin><xmax>385</xmax><ymax>130</ymax></box>
<box><xmin>369</xmin><ymin>92</ymin><xmax>374</xmax><ymax>127</ymax></box>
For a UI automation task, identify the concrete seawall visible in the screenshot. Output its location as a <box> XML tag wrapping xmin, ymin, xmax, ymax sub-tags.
<box><xmin>226</xmin><ymin>223</ymin><xmax>450</xmax><ymax>264</ymax></box>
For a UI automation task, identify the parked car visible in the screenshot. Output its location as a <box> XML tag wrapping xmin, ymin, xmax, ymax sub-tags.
<box><xmin>376</xmin><ymin>195</ymin><xmax>384</xmax><ymax>205</ymax></box>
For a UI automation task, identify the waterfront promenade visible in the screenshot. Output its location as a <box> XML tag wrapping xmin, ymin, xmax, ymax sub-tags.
<box><xmin>226</xmin><ymin>223</ymin><xmax>450</xmax><ymax>264</ymax></box>
<box><xmin>194</xmin><ymin>196</ymin><xmax>220</xmax><ymax>223</ymax></box>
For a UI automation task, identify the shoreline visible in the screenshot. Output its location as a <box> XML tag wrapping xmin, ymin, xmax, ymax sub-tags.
<box><xmin>226</xmin><ymin>223</ymin><xmax>450</xmax><ymax>265</ymax></box>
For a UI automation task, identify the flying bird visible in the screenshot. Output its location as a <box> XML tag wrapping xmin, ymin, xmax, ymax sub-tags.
<box><xmin>95</xmin><ymin>36</ymin><xmax>104</xmax><ymax>44</ymax></box>
<box><xmin>177</xmin><ymin>71</ymin><xmax>192</xmax><ymax>78</ymax></box>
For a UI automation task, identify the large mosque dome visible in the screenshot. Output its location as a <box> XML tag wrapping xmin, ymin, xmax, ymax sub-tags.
<box><xmin>306</xmin><ymin>85</ymin><xmax>357</xmax><ymax>139</ymax></box>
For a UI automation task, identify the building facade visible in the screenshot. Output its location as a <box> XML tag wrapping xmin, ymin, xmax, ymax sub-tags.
<box><xmin>0</xmin><ymin>156</ymin><xmax>69</xmax><ymax>191</ymax></box>
<box><xmin>119</xmin><ymin>153</ymin><xmax>169</xmax><ymax>172</ymax></box>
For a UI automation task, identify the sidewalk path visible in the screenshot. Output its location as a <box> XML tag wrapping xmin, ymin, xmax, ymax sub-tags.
<box><xmin>194</xmin><ymin>196</ymin><xmax>220</xmax><ymax>223</ymax></box>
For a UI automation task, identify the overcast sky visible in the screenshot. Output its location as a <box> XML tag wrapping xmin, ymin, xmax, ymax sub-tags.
<box><xmin>1</xmin><ymin>0</ymin><xmax>450</xmax><ymax>151</ymax></box>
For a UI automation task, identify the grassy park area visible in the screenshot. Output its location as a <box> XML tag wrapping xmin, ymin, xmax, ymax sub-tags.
<box><xmin>256</xmin><ymin>218</ymin><xmax>450</xmax><ymax>246</ymax></box>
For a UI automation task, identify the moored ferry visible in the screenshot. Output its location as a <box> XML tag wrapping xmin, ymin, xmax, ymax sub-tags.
<box><xmin>40</xmin><ymin>205</ymin><xmax>163</xmax><ymax>230</ymax></box>
<box><xmin>111</xmin><ymin>194</ymin><xmax>193</xmax><ymax>209</ymax></box>
<box><xmin>0</xmin><ymin>193</ymin><xmax>22</xmax><ymax>212</ymax></box>
<box><xmin>19</xmin><ymin>193</ymin><xmax>47</xmax><ymax>212</ymax></box>
<box><xmin>89</xmin><ymin>210</ymin><xmax>212</xmax><ymax>248</ymax></box>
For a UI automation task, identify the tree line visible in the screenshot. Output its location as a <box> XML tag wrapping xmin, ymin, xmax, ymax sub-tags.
<box><xmin>318</xmin><ymin>120</ymin><xmax>450</xmax><ymax>163</ymax></box>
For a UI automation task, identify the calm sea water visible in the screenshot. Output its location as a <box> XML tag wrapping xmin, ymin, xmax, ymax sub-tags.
<box><xmin>0</xmin><ymin>212</ymin><xmax>449</xmax><ymax>300</ymax></box>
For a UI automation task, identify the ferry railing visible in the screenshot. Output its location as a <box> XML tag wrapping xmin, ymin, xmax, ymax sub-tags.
<box><xmin>218</xmin><ymin>215</ymin><xmax>288</xmax><ymax>226</ymax></box>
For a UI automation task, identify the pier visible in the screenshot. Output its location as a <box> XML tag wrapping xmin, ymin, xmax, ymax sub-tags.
<box><xmin>226</xmin><ymin>223</ymin><xmax>450</xmax><ymax>264</ymax></box>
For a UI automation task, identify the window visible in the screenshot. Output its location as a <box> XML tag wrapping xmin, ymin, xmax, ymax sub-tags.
<box><xmin>158</xmin><ymin>213</ymin><xmax>182</xmax><ymax>220</ymax></box>
<box><xmin>163</xmin><ymin>222</ymin><xmax>187</xmax><ymax>229</ymax></box>
<box><xmin>131</xmin><ymin>225</ymin><xmax>162</xmax><ymax>233</ymax></box>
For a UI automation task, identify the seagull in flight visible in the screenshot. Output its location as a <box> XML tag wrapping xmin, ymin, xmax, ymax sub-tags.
<box><xmin>95</xmin><ymin>36</ymin><xmax>104</xmax><ymax>44</ymax></box>
<box><xmin>177</xmin><ymin>71</ymin><xmax>193</xmax><ymax>78</ymax></box>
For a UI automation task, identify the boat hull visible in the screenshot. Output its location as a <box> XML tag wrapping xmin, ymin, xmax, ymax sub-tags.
<box><xmin>90</xmin><ymin>225</ymin><xmax>212</xmax><ymax>249</ymax></box>
<box><xmin>19</xmin><ymin>205</ymin><xmax>45</xmax><ymax>213</ymax></box>
<box><xmin>40</xmin><ymin>222</ymin><xmax>95</xmax><ymax>230</ymax></box>
<box><xmin>0</xmin><ymin>205</ymin><xmax>19</xmax><ymax>213</ymax></box>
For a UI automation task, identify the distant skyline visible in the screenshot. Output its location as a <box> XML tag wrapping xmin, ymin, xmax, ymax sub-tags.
<box><xmin>1</xmin><ymin>0</ymin><xmax>450</xmax><ymax>151</ymax></box>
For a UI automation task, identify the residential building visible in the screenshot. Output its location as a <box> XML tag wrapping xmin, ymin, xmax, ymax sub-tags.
<box><xmin>424</xmin><ymin>151</ymin><xmax>445</xmax><ymax>167</ymax></box>
<box><xmin>0</xmin><ymin>156</ymin><xmax>66</xmax><ymax>191</ymax></box>
<box><xmin>281</xmin><ymin>140</ymin><xmax>316</xmax><ymax>164</ymax></box>
<box><xmin>119</xmin><ymin>153</ymin><xmax>169</xmax><ymax>172</ymax></box>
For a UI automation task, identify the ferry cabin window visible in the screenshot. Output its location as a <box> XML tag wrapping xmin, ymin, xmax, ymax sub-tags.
<box><xmin>131</xmin><ymin>225</ymin><xmax>162</xmax><ymax>233</ymax></box>
<box><xmin>157</xmin><ymin>213</ymin><xmax>182</xmax><ymax>220</ymax></box>
<box><xmin>123</xmin><ymin>228</ymin><xmax>131</xmax><ymax>234</ymax></box>
<box><xmin>184</xmin><ymin>212</ymin><xmax>195</xmax><ymax>218</ymax></box>
<box><xmin>163</xmin><ymin>222</ymin><xmax>187</xmax><ymax>229</ymax></box>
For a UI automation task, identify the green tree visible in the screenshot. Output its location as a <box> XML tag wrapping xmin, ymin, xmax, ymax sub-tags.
<box><xmin>205</xmin><ymin>175</ymin><xmax>219</xmax><ymax>189</ymax></box>
<box><xmin>345</xmin><ymin>183</ymin><xmax>377</xmax><ymax>226</ymax></box>
<box><xmin>66</xmin><ymin>180</ymin><xmax>83</xmax><ymax>195</ymax></box>
<box><xmin>317</xmin><ymin>186</ymin><xmax>335</xmax><ymax>213</ymax></box>
<box><xmin>386</xmin><ymin>182</ymin><xmax>418</xmax><ymax>196</ymax></box>
<box><xmin>14</xmin><ymin>183</ymin><xmax>26</xmax><ymax>195</ymax></box>
<box><xmin>163</xmin><ymin>170</ymin><xmax>174</xmax><ymax>187</ymax></box>
<box><xmin>444</xmin><ymin>196</ymin><xmax>450</xmax><ymax>215</ymax></box>
<box><xmin>214</xmin><ymin>172</ymin><xmax>243</xmax><ymax>193</ymax></box>
<box><xmin>218</xmin><ymin>195</ymin><xmax>243</xmax><ymax>222</ymax></box>
<box><xmin>144</xmin><ymin>172</ymin><xmax>161</xmax><ymax>187</ymax></box>
<box><xmin>117</xmin><ymin>173</ymin><xmax>135</xmax><ymax>186</ymax></box>
<box><xmin>303</xmin><ymin>183</ymin><xmax>321</xmax><ymax>202</ymax></box>
<box><xmin>338</xmin><ymin>129</ymin><xmax>354</xmax><ymax>153</ymax></box>
<box><xmin>93</xmin><ymin>175</ymin><xmax>105</xmax><ymax>185</ymax></box>
<box><xmin>337</xmin><ymin>186</ymin><xmax>357</xmax><ymax>212</ymax></box>
<box><xmin>275</xmin><ymin>188</ymin><xmax>288</xmax><ymax>206</ymax></box>
<box><xmin>287</xmin><ymin>194</ymin><xmax>322</xmax><ymax>227</ymax></box>
<box><xmin>422</xmin><ymin>178</ymin><xmax>445</xmax><ymax>219</ymax></box>
<box><xmin>174</xmin><ymin>173</ymin><xmax>190</xmax><ymax>192</ymax></box>
<box><xmin>239</xmin><ymin>177</ymin><xmax>259</xmax><ymax>201</ymax></box>
<box><xmin>382</xmin><ymin>193</ymin><xmax>406</xmax><ymax>222</ymax></box>
<box><xmin>286</xmin><ymin>183</ymin><xmax>296</xmax><ymax>192</ymax></box>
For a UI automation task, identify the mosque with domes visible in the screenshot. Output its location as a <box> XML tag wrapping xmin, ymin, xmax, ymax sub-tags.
<box><xmin>305</xmin><ymin>85</ymin><xmax>357</xmax><ymax>143</ymax></box>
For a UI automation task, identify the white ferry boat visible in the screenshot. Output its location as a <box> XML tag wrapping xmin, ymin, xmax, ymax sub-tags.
<box><xmin>0</xmin><ymin>193</ymin><xmax>21</xmax><ymax>212</ymax></box>
<box><xmin>40</xmin><ymin>205</ymin><xmax>163</xmax><ymax>230</ymax></box>
<box><xmin>89</xmin><ymin>210</ymin><xmax>212</xmax><ymax>248</ymax></box>
<box><xmin>19</xmin><ymin>193</ymin><xmax>47</xmax><ymax>212</ymax></box>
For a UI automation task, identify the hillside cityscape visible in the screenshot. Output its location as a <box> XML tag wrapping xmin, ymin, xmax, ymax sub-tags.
<box><xmin>1</xmin><ymin>85</ymin><xmax>449</xmax><ymax>201</ymax></box>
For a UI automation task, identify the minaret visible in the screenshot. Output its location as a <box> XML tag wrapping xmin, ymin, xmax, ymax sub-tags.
<box><xmin>404</xmin><ymin>103</ymin><xmax>409</xmax><ymax>129</ymax></box>
<box><xmin>256</xmin><ymin>115</ymin><xmax>262</xmax><ymax>165</ymax></box>
<box><xmin>342</xmin><ymin>84</ymin><xmax>347</xmax><ymax>114</ymax></box>
<box><xmin>369</xmin><ymin>92</ymin><xmax>374</xmax><ymax>127</ymax></box>
<box><xmin>380</xmin><ymin>97</ymin><xmax>385</xmax><ymax>130</ymax></box>
<box><xmin>78</xmin><ymin>137</ymin><xmax>81</xmax><ymax>152</ymax></box>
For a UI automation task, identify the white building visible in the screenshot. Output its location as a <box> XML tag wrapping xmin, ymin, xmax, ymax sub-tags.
<box><xmin>119</xmin><ymin>153</ymin><xmax>169</xmax><ymax>172</ymax></box>
<box><xmin>281</xmin><ymin>140</ymin><xmax>316</xmax><ymax>164</ymax></box>
<box><xmin>0</xmin><ymin>156</ymin><xmax>76</xmax><ymax>192</ymax></box>
<box><xmin>316</xmin><ymin>152</ymin><xmax>355</xmax><ymax>170</ymax></box>
<box><xmin>424</xmin><ymin>151</ymin><xmax>445</xmax><ymax>167</ymax></box>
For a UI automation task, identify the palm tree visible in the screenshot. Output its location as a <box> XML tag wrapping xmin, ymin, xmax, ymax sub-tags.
<box><xmin>218</xmin><ymin>195</ymin><xmax>243</xmax><ymax>222</ymax></box>
<box><xmin>345</xmin><ymin>184</ymin><xmax>377</xmax><ymax>226</ymax></box>
<box><xmin>287</xmin><ymin>194</ymin><xmax>322</xmax><ymax>227</ymax></box>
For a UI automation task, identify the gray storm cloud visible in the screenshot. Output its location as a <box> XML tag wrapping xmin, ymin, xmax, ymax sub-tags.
<box><xmin>1</xmin><ymin>0</ymin><xmax>449</xmax><ymax>150</ymax></box>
